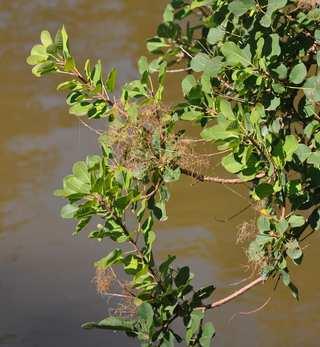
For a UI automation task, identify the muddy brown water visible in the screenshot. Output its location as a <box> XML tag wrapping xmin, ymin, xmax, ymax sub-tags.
<box><xmin>0</xmin><ymin>1</ymin><xmax>319</xmax><ymax>346</ymax></box>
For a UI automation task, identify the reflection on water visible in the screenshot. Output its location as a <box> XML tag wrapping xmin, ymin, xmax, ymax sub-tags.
<box><xmin>0</xmin><ymin>0</ymin><xmax>319</xmax><ymax>346</ymax></box>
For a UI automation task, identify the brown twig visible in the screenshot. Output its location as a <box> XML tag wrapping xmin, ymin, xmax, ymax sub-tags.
<box><xmin>181</xmin><ymin>167</ymin><xmax>266</xmax><ymax>184</ymax></box>
<box><xmin>206</xmin><ymin>276</ymin><xmax>265</xmax><ymax>310</ymax></box>
<box><xmin>78</xmin><ymin>118</ymin><xmax>103</xmax><ymax>135</ymax></box>
<box><xmin>228</xmin><ymin>296</ymin><xmax>272</xmax><ymax>323</ymax></box>
<box><xmin>167</xmin><ymin>67</ymin><xmax>192</xmax><ymax>73</ymax></box>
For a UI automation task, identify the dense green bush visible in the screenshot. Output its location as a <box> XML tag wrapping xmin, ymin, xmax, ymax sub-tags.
<box><xmin>27</xmin><ymin>1</ymin><xmax>320</xmax><ymax>345</ymax></box>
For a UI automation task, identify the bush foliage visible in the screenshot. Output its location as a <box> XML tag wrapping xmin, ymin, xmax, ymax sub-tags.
<box><xmin>27</xmin><ymin>1</ymin><xmax>320</xmax><ymax>346</ymax></box>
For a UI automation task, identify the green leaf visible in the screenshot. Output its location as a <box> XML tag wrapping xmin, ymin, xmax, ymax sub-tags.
<box><xmin>286</xmin><ymin>239</ymin><xmax>303</xmax><ymax>260</ymax></box>
<box><xmin>72</xmin><ymin>161</ymin><xmax>90</xmax><ymax>184</ymax></box>
<box><xmin>163</xmin><ymin>167</ymin><xmax>181</xmax><ymax>182</ymax></box>
<box><xmin>273</xmin><ymin>64</ymin><xmax>288</xmax><ymax>80</ymax></box>
<box><xmin>276</xmin><ymin>219</ymin><xmax>289</xmax><ymax>235</ymax></box>
<box><xmin>201</xmin><ymin>73</ymin><xmax>212</xmax><ymax>93</ymax></box>
<box><xmin>221</xmin><ymin>153</ymin><xmax>243</xmax><ymax>173</ymax></box>
<box><xmin>288</xmin><ymin>215</ymin><xmax>305</xmax><ymax>228</ymax></box>
<box><xmin>255</xmin><ymin>183</ymin><xmax>274</xmax><ymax>199</ymax></box>
<box><xmin>138</xmin><ymin>303</ymin><xmax>154</xmax><ymax>330</ymax></box>
<box><xmin>31</xmin><ymin>61</ymin><xmax>56</xmax><ymax>77</ymax></box>
<box><xmin>266</xmin><ymin>97</ymin><xmax>280</xmax><ymax>111</ymax></box>
<box><xmin>199</xmin><ymin>322</ymin><xmax>215</xmax><ymax>347</ymax></box>
<box><xmin>181</xmin><ymin>110</ymin><xmax>203</xmax><ymax>121</ymax></box>
<box><xmin>114</xmin><ymin>194</ymin><xmax>132</xmax><ymax>211</ymax></box>
<box><xmin>163</xmin><ymin>4</ymin><xmax>174</xmax><ymax>22</ymax></box>
<box><xmin>307</xmin><ymin>152</ymin><xmax>320</xmax><ymax>168</ymax></box>
<box><xmin>182</xmin><ymin>75</ymin><xmax>197</xmax><ymax>95</ymax></box>
<box><xmin>57</xmin><ymin>80</ymin><xmax>77</xmax><ymax>91</ymax></box>
<box><xmin>283</xmin><ymin>135</ymin><xmax>299</xmax><ymax>162</ymax></box>
<box><xmin>92</xmin><ymin>60</ymin><xmax>102</xmax><ymax>85</ymax></box>
<box><xmin>64</xmin><ymin>57</ymin><xmax>76</xmax><ymax>72</ymax></box>
<box><xmin>69</xmin><ymin>102</ymin><xmax>92</xmax><ymax>116</ymax></box>
<box><xmin>220</xmin><ymin>99</ymin><xmax>234</xmax><ymax>120</ymax></box>
<box><xmin>260</xmin><ymin>0</ymin><xmax>287</xmax><ymax>27</ymax></box>
<box><xmin>75</xmin><ymin>217</ymin><xmax>91</xmax><ymax>234</ymax></box>
<box><xmin>303</xmin><ymin>75</ymin><xmax>320</xmax><ymax>102</ymax></box>
<box><xmin>221</xmin><ymin>41</ymin><xmax>252</xmax><ymax>67</ymax></box>
<box><xmin>60</xmin><ymin>25</ymin><xmax>70</xmax><ymax>58</ymax></box>
<box><xmin>228</xmin><ymin>0</ymin><xmax>255</xmax><ymax>17</ymax></box>
<box><xmin>40</xmin><ymin>30</ymin><xmax>53</xmax><ymax>47</ymax></box>
<box><xmin>82</xmin><ymin>316</ymin><xmax>136</xmax><ymax>332</ymax></box>
<box><xmin>316</xmin><ymin>51</ymin><xmax>320</xmax><ymax>67</ymax></box>
<box><xmin>186</xmin><ymin>310</ymin><xmax>204</xmax><ymax>345</ymax></box>
<box><xmin>95</xmin><ymin>249</ymin><xmax>123</xmax><ymax>269</ymax></box>
<box><xmin>207</xmin><ymin>27</ymin><xmax>224</xmax><ymax>45</ymax></box>
<box><xmin>190</xmin><ymin>0</ymin><xmax>212</xmax><ymax>10</ymax></box>
<box><xmin>201</xmin><ymin>125</ymin><xmax>239</xmax><ymax>141</ymax></box>
<box><xmin>146</xmin><ymin>37</ymin><xmax>169</xmax><ymax>52</ymax></box>
<box><xmin>250</xmin><ymin>103</ymin><xmax>265</xmax><ymax>124</ymax></box>
<box><xmin>280</xmin><ymin>270</ymin><xmax>299</xmax><ymax>300</ymax></box>
<box><xmin>124</xmin><ymin>255</ymin><xmax>140</xmax><ymax>274</ymax></box>
<box><xmin>60</xmin><ymin>204</ymin><xmax>79</xmax><ymax>219</ymax></box>
<box><xmin>289</xmin><ymin>63</ymin><xmax>307</xmax><ymax>85</ymax></box>
<box><xmin>190</xmin><ymin>53</ymin><xmax>223</xmax><ymax>77</ymax></box>
<box><xmin>106</xmin><ymin>68</ymin><xmax>117</xmax><ymax>92</ymax></box>
<box><xmin>174</xmin><ymin>266</ymin><xmax>190</xmax><ymax>287</ymax></box>
<box><xmin>269</xmin><ymin>33</ymin><xmax>281</xmax><ymax>57</ymax></box>
<box><xmin>160</xmin><ymin>331</ymin><xmax>175</xmax><ymax>347</ymax></box>
<box><xmin>64</xmin><ymin>175</ymin><xmax>91</xmax><ymax>194</ymax></box>
<box><xmin>193</xmin><ymin>285</ymin><xmax>215</xmax><ymax>302</ymax></box>
<box><xmin>257</xmin><ymin>216</ymin><xmax>270</xmax><ymax>232</ymax></box>
<box><xmin>30</xmin><ymin>44</ymin><xmax>48</xmax><ymax>59</ymax></box>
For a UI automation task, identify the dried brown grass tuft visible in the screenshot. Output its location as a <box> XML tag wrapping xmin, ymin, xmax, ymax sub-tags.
<box><xmin>176</xmin><ymin>140</ymin><xmax>210</xmax><ymax>174</ymax></box>
<box><xmin>93</xmin><ymin>268</ymin><xmax>114</xmax><ymax>296</ymax></box>
<box><xmin>237</xmin><ymin>219</ymin><xmax>257</xmax><ymax>244</ymax></box>
<box><xmin>110</xmin><ymin>294</ymin><xmax>137</xmax><ymax>318</ymax></box>
<box><xmin>106</xmin><ymin>103</ymin><xmax>174</xmax><ymax>174</ymax></box>
<box><xmin>297</xmin><ymin>0</ymin><xmax>320</xmax><ymax>8</ymax></box>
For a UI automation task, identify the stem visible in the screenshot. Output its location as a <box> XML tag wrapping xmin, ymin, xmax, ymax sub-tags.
<box><xmin>206</xmin><ymin>276</ymin><xmax>265</xmax><ymax>310</ymax></box>
<box><xmin>181</xmin><ymin>167</ymin><xmax>265</xmax><ymax>184</ymax></box>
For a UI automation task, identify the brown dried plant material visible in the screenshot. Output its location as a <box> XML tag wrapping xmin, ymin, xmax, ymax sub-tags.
<box><xmin>297</xmin><ymin>0</ymin><xmax>320</xmax><ymax>8</ymax></box>
<box><xmin>176</xmin><ymin>140</ymin><xmax>210</xmax><ymax>175</ymax></box>
<box><xmin>237</xmin><ymin>219</ymin><xmax>257</xmax><ymax>244</ymax></box>
<box><xmin>110</xmin><ymin>294</ymin><xmax>137</xmax><ymax>318</ymax></box>
<box><xmin>94</xmin><ymin>267</ymin><xmax>137</xmax><ymax>318</ymax></box>
<box><xmin>93</xmin><ymin>268</ymin><xmax>114</xmax><ymax>296</ymax></box>
<box><xmin>106</xmin><ymin>103</ymin><xmax>175</xmax><ymax>174</ymax></box>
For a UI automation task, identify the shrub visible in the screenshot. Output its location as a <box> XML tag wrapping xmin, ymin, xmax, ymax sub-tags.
<box><xmin>27</xmin><ymin>1</ymin><xmax>320</xmax><ymax>346</ymax></box>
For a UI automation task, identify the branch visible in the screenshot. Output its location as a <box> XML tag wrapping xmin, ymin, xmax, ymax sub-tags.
<box><xmin>180</xmin><ymin>168</ymin><xmax>265</xmax><ymax>184</ymax></box>
<box><xmin>167</xmin><ymin>67</ymin><xmax>192</xmax><ymax>73</ymax></box>
<box><xmin>207</xmin><ymin>276</ymin><xmax>265</xmax><ymax>310</ymax></box>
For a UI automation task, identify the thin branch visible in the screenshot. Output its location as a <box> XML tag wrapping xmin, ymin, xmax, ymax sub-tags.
<box><xmin>206</xmin><ymin>276</ymin><xmax>265</xmax><ymax>310</ymax></box>
<box><xmin>103</xmin><ymin>292</ymin><xmax>134</xmax><ymax>299</ymax></box>
<box><xmin>228</xmin><ymin>296</ymin><xmax>272</xmax><ymax>323</ymax></box>
<box><xmin>167</xmin><ymin>67</ymin><xmax>192</xmax><ymax>73</ymax></box>
<box><xmin>181</xmin><ymin>167</ymin><xmax>265</xmax><ymax>184</ymax></box>
<box><xmin>78</xmin><ymin>118</ymin><xmax>103</xmax><ymax>135</ymax></box>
